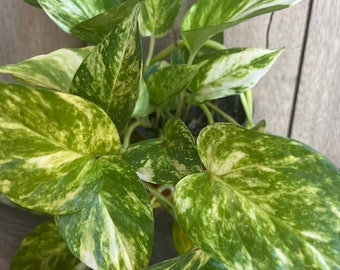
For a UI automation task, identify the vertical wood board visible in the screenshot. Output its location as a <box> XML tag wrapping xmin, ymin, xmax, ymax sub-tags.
<box><xmin>224</xmin><ymin>1</ymin><xmax>310</xmax><ymax>137</ymax></box>
<box><xmin>291</xmin><ymin>0</ymin><xmax>340</xmax><ymax>167</ymax></box>
<box><xmin>0</xmin><ymin>0</ymin><xmax>83</xmax><ymax>80</ymax></box>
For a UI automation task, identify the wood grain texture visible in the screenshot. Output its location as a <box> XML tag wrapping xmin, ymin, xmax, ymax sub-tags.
<box><xmin>290</xmin><ymin>0</ymin><xmax>340</xmax><ymax>167</ymax></box>
<box><xmin>224</xmin><ymin>1</ymin><xmax>310</xmax><ymax>137</ymax></box>
<box><xmin>0</xmin><ymin>0</ymin><xmax>83</xmax><ymax>80</ymax></box>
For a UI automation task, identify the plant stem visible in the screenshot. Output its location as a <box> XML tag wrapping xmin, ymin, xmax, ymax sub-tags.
<box><xmin>206</xmin><ymin>102</ymin><xmax>241</xmax><ymax>126</ymax></box>
<box><xmin>145</xmin><ymin>183</ymin><xmax>175</xmax><ymax>218</ymax></box>
<box><xmin>149</xmin><ymin>39</ymin><xmax>226</xmax><ymax>66</ymax></box>
<box><xmin>203</xmin><ymin>39</ymin><xmax>227</xmax><ymax>51</ymax></box>
<box><xmin>176</xmin><ymin>91</ymin><xmax>186</xmax><ymax>118</ymax></box>
<box><xmin>121</xmin><ymin>119</ymin><xmax>144</xmax><ymax>153</ymax></box>
<box><xmin>150</xmin><ymin>40</ymin><xmax>185</xmax><ymax>65</ymax></box>
<box><xmin>240</xmin><ymin>91</ymin><xmax>254</xmax><ymax>128</ymax></box>
<box><xmin>199</xmin><ymin>104</ymin><xmax>214</xmax><ymax>125</ymax></box>
<box><xmin>245</xmin><ymin>89</ymin><xmax>253</xmax><ymax>118</ymax></box>
<box><xmin>145</xmin><ymin>35</ymin><xmax>156</xmax><ymax>68</ymax></box>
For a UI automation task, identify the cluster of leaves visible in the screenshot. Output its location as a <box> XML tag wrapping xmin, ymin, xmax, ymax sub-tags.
<box><xmin>0</xmin><ymin>0</ymin><xmax>339</xmax><ymax>269</ymax></box>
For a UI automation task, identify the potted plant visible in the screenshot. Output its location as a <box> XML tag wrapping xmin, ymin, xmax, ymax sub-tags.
<box><xmin>0</xmin><ymin>0</ymin><xmax>339</xmax><ymax>269</ymax></box>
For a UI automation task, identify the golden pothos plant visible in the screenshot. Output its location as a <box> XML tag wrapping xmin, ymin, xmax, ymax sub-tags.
<box><xmin>0</xmin><ymin>0</ymin><xmax>339</xmax><ymax>269</ymax></box>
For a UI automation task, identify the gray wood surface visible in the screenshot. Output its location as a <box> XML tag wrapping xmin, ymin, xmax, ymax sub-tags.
<box><xmin>225</xmin><ymin>1</ymin><xmax>310</xmax><ymax>138</ymax></box>
<box><xmin>0</xmin><ymin>0</ymin><xmax>339</xmax><ymax>269</ymax></box>
<box><xmin>290</xmin><ymin>0</ymin><xmax>340</xmax><ymax>166</ymax></box>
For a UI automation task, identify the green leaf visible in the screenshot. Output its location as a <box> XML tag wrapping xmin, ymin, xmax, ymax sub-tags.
<box><xmin>146</xmin><ymin>249</ymin><xmax>228</xmax><ymax>270</ymax></box>
<box><xmin>190</xmin><ymin>48</ymin><xmax>283</xmax><ymax>103</ymax></box>
<box><xmin>22</xmin><ymin>0</ymin><xmax>41</xmax><ymax>8</ymax></box>
<box><xmin>0</xmin><ymin>82</ymin><xmax>120</xmax><ymax>214</ymax></box>
<box><xmin>145</xmin><ymin>250</ymin><xmax>210</xmax><ymax>270</ymax></box>
<box><xmin>174</xmin><ymin>124</ymin><xmax>340</xmax><ymax>269</ymax></box>
<box><xmin>71</xmin><ymin>0</ymin><xmax>142</xmax><ymax>44</ymax></box>
<box><xmin>70</xmin><ymin>8</ymin><xmax>142</xmax><ymax>132</ymax></box>
<box><xmin>0</xmin><ymin>47</ymin><xmax>93</xmax><ymax>92</ymax></box>
<box><xmin>123</xmin><ymin>119</ymin><xmax>201</xmax><ymax>184</ymax></box>
<box><xmin>181</xmin><ymin>0</ymin><xmax>302</xmax><ymax>54</ymax></box>
<box><xmin>139</xmin><ymin>0</ymin><xmax>182</xmax><ymax>37</ymax></box>
<box><xmin>172</xmin><ymin>221</ymin><xmax>196</xmax><ymax>254</ymax></box>
<box><xmin>11</xmin><ymin>221</ymin><xmax>84</xmax><ymax>270</ymax></box>
<box><xmin>37</xmin><ymin>0</ymin><xmax>119</xmax><ymax>33</ymax></box>
<box><xmin>146</xmin><ymin>63</ymin><xmax>201</xmax><ymax>107</ymax></box>
<box><xmin>56</xmin><ymin>155</ymin><xmax>153</xmax><ymax>270</ymax></box>
<box><xmin>132</xmin><ymin>79</ymin><xmax>150</xmax><ymax>117</ymax></box>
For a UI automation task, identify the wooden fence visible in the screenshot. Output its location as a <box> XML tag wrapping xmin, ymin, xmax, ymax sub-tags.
<box><xmin>0</xmin><ymin>0</ymin><xmax>339</xmax><ymax>269</ymax></box>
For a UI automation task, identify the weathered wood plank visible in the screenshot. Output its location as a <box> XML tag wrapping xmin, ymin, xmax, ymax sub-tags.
<box><xmin>290</xmin><ymin>0</ymin><xmax>340</xmax><ymax>167</ymax></box>
<box><xmin>224</xmin><ymin>1</ymin><xmax>310</xmax><ymax>137</ymax></box>
<box><xmin>0</xmin><ymin>0</ymin><xmax>83</xmax><ymax>80</ymax></box>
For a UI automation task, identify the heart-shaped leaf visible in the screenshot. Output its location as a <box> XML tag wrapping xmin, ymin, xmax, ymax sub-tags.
<box><xmin>0</xmin><ymin>82</ymin><xmax>120</xmax><ymax>214</ymax></box>
<box><xmin>70</xmin><ymin>7</ymin><xmax>142</xmax><ymax>132</ymax></box>
<box><xmin>71</xmin><ymin>0</ymin><xmax>142</xmax><ymax>44</ymax></box>
<box><xmin>37</xmin><ymin>0</ymin><xmax>119</xmax><ymax>33</ymax></box>
<box><xmin>190</xmin><ymin>48</ymin><xmax>283</xmax><ymax>103</ymax></box>
<box><xmin>175</xmin><ymin>124</ymin><xmax>340</xmax><ymax>268</ymax></box>
<box><xmin>123</xmin><ymin>119</ymin><xmax>201</xmax><ymax>184</ymax></box>
<box><xmin>181</xmin><ymin>0</ymin><xmax>302</xmax><ymax>54</ymax></box>
<box><xmin>139</xmin><ymin>0</ymin><xmax>182</xmax><ymax>37</ymax></box>
<box><xmin>0</xmin><ymin>47</ymin><xmax>93</xmax><ymax>92</ymax></box>
<box><xmin>56</xmin><ymin>155</ymin><xmax>153</xmax><ymax>270</ymax></box>
<box><xmin>11</xmin><ymin>221</ymin><xmax>83</xmax><ymax>270</ymax></box>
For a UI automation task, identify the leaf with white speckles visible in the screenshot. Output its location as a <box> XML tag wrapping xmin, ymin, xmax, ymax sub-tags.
<box><xmin>37</xmin><ymin>0</ymin><xmax>119</xmax><ymax>33</ymax></box>
<box><xmin>139</xmin><ymin>0</ymin><xmax>182</xmax><ymax>37</ymax></box>
<box><xmin>123</xmin><ymin>119</ymin><xmax>201</xmax><ymax>184</ymax></box>
<box><xmin>0</xmin><ymin>47</ymin><xmax>93</xmax><ymax>92</ymax></box>
<box><xmin>56</xmin><ymin>155</ymin><xmax>153</xmax><ymax>270</ymax></box>
<box><xmin>71</xmin><ymin>0</ymin><xmax>142</xmax><ymax>44</ymax></box>
<box><xmin>175</xmin><ymin>124</ymin><xmax>340</xmax><ymax>269</ymax></box>
<box><xmin>11</xmin><ymin>221</ymin><xmax>85</xmax><ymax>270</ymax></box>
<box><xmin>145</xmin><ymin>249</ymin><xmax>228</xmax><ymax>270</ymax></box>
<box><xmin>190</xmin><ymin>48</ymin><xmax>282</xmax><ymax>103</ymax></box>
<box><xmin>181</xmin><ymin>0</ymin><xmax>302</xmax><ymax>54</ymax></box>
<box><xmin>0</xmin><ymin>82</ymin><xmax>120</xmax><ymax>214</ymax></box>
<box><xmin>70</xmin><ymin>7</ymin><xmax>142</xmax><ymax>132</ymax></box>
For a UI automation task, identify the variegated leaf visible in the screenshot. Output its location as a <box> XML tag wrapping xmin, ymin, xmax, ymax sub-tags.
<box><xmin>146</xmin><ymin>249</ymin><xmax>227</xmax><ymax>270</ymax></box>
<box><xmin>56</xmin><ymin>155</ymin><xmax>153</xmax><ymax>270</ymax></box>
<box><xmin>11</xmin><ymin>221</ymin><xmax>85</xmax><ymax>270</ymax></box>
<box><xmin>70</xmin><ymin>7</ymin><xmax>142</xmax><ymax>132</ymax></box>
<box><xmin>139</xmin><ymin>0</ymin><xmax>182</xmax><ymax>37</ymax></box>
<box><xmin>175</xmin><ymin>124</ymin><xmax>340</xmax><ymax>269</ymax></box>
<box><xmin>0</xmin><ymin>47</ymin><xmax>93</xmax><ymax>92</ymax></box>
<box><xmin>0</xmin><ymin>82</ymin><xmax>120</xmax><ymax>214</ymax></box>
<box><xmin>37</xmin><ymin>0</ymin><xmax>119</xmax><ymax>33</ymax></box>
<box><xmin>146</xmin><ymin>63</ymin><xmax>201</xmax><ymax>107</ymax></box>
<box><xmin>71</xmin><ymin>0</ymin><xmax>142</xmax><ymax>44</ymax></box>
<box><xmin>123</xmin><ymin>119</ymin><xmax>201</xmax><ymax>184</ymax></box>
<box><xmin>146</xmin><ymin>250</ymin><xmax>209</xmax><ymax>270</ymax></box>
<box><xmin>181</xmin><ymin>0</ymin><xmax>302</xmax><ymax>54</ymax></box>
<box><xmin>190</xmin><ymin>48</ymin><xmax>283</xmax><ymax>103</ymax></box>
